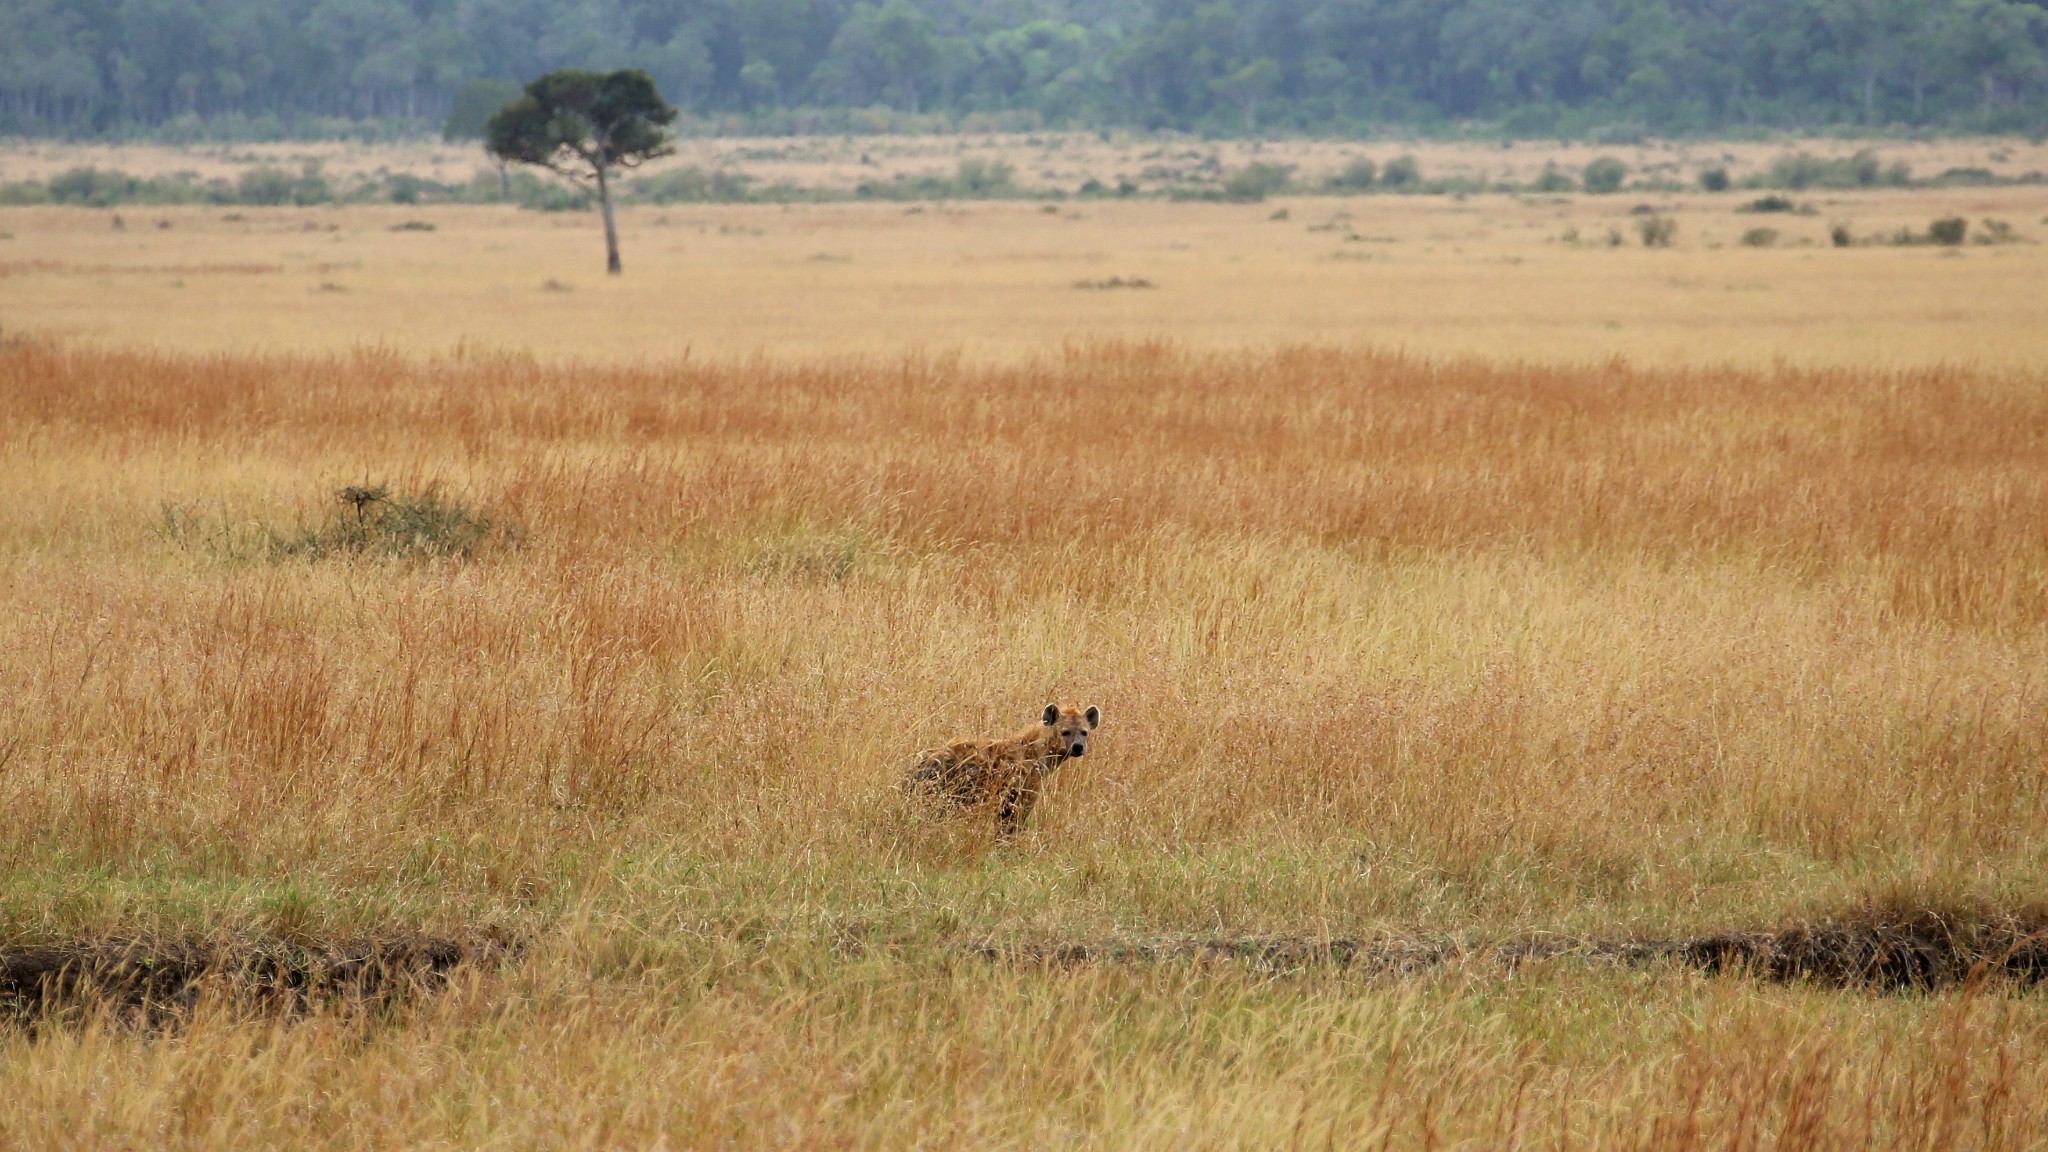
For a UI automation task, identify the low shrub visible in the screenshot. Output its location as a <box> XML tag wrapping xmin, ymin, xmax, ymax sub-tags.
<box><xmin>634</xmin><ymin>166</ymin><xmax>756</xmax><ymax>204</ymax></box>
<box><xmin>1380</xmin><ymin>155</ymin><xmax>1421</xmax><ymax>189</ymax></box>
<box><xmin>1738</xmin><ymin>195</ymin><xmax>1799</xmax><ymax>214</ymax></box>
<box><xmin>1975</xmin><ymin>218</ymin><xmax>2022</xmax><ymax>244</ymax></box>
<box><xmin>1933</xmin><ymin>166</ymin><xmax>1997</xmax><ymax>187</ymax></box>
<box><xmin>1076</xmin><ymin>177</ymin><xmax>1139</xmax><ymax>198</ymax></box>
<box><xmin>1928</xmin><ymin>217</ymin><xmax>1968</xmax><ymax>246</ymax></box>
<box><xmin>1326</xmin><ymin>158</ymin><xmax>1377</xmax><ymax>191</ymax></box>
<box><xmin>1582</xmin><ymin>156</ymin><xmax>1627</xmax><ymax>194</ymax></box>
<box><xmin>1761</xmin><ymin>149</ymin><xmax>1909</xmax><ymax>190</ymax></box>
<box><xmin>48</xmin><ymin>167</ymin><xmax>140</xmax><ymax>205</ymax></box>
<box><xmin>856</xmin><ymin>159</ymin><xmax>1030</xmax><ymax>202</ymax></box>
<box><xmin>270</xmin><ymin>485</ymin><xmax>498</xmax><ymax>562</ymax></box>
<box><xmin>238</xmin><ymin>165</ymin><xmax>331</xmax><ymax>206</ymax></box>
<box><xmin>1220</xmin><ymin>162</ymin><xmax>1293</xmax><ymax>203</ymax></box>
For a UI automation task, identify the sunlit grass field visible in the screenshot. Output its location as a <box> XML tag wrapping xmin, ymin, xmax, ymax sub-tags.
<box><xmin>3</xmin><ymin>140</ymin><xmax>2048</xmax><ymax>1147</ymax></box>
<box><xmin>3</xmin><ymin>337</ymin><xmax>2047</xmax><ymax>1146</ymax></box>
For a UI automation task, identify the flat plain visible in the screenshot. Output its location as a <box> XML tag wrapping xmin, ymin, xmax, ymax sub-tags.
<box><xmin>4</xmin><ymin>173</ymin><xmax>2048</xmax><ymax>366</ymax></box>
<box><xmin>2</xmin><ymin>139</ymin><xmax>2047</xmax><ymax>1149</ymax></box>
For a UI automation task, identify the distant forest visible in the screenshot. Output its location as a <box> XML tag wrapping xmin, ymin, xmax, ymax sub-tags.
<box><xmin>4</xmin><ymin>0</ymin><xmax>2047</xmax><ymax>138</ymax></box>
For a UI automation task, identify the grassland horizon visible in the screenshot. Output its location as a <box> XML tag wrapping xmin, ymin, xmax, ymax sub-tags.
<box><xmin>7</xmin><ymin>168</ymin><xmax>2048</xmax><ymax>370</ymax></box>
<box><xmin>1</xmin><ymin>330</ymin><xmax>2045</xmax><ymax>1146</ymax></box>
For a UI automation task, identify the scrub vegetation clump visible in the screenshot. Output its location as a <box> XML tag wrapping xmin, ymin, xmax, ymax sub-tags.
<box><xmin>270</xmin><ymin>484</ymin><xmax>497</xmax><ymax>562</ymax></box>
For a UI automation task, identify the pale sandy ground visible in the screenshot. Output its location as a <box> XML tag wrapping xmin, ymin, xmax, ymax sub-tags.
<box><xmin>3</xmin><ymin>179</ymin><xmax>2044</xmax><ymax>368</ymax></box>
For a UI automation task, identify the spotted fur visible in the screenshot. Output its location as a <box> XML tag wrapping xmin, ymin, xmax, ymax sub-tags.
<box><xmin>905</xmin><ymin>704</ymin><xmax>1103</xmax><ymax>837</ymax></box>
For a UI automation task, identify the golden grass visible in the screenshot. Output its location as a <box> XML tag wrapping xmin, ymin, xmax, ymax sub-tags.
<box><xmin>1</xmin><ymin>334</ymin><xmax>2046</xmax><ymax>1145</ymax></box>
<box><xmin>5</xmin><ymin>185</ymin><xmax>2048</xmax><ymax>367</ymax></box>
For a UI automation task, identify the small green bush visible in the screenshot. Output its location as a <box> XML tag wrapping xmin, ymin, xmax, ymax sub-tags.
<box><xmin>236</xmin><ymin>165</ymin><xmax>331</xmax><ymax>206</ymax></box>
<box><xmin>1635</xmin><ymin>215</ymin><xmax>1677</xmax><ymax>247</ymax></box>
<box><xmin>855</xmin><ymin>158</ymin><xmax>1028</xmax><ymax>201</ymax></box>
<box><xmin>954</xmin><ymin>158</ymin><xmax>1020</xmax><ymax>196</ymax></box>
<box><xmin>1699</xmin><ymin>167</ymin><xmax>1731</xmax><ymax>192</ymax></box>
<box><xmin>1738</xmin><ymin>195</ymin><xmax>1798</xmax><ymax>214</ymax></box>
<box><xmin>1976</xmin><ymin>219</ymin><xmax>2021</xmax><ymax>244</ymax></box>
<box><xmin>1532</xmin><ymin>165</ymin><xmax>1575</xmax><ymax>193</ymax></box>
<box><xmin>1933</xmin><ymin>167</ymin><xmax>1996</xmax><ymax>187</ymax></box>
<box><xmin>48</xmin><ymin>167</ymin><xmax>139</xmax><ymax>206</ymax></box>
<box><xmin>1221</xmin><ymin>162</ymin><xmax>1293</xmax><ymax>203</ymax></box>
<box><xmin>1077</xmin><ymin>177</ymin><xmax>1139</xmax><ymax>198</ymax></box>
<box><xmin>1327</xmin><ymin>158</ymin><xmax>1376</xmax><ymax>191</ymax></box>
<box><xmin>1740</xmin><ymin>227</ymin><xmax>1779</xmax><ymax>248</ymax></box>
<box><xmin>635</xmin><ymin>166</ymin><xmax>756</xmax><ymax>204</ymax></box>
<box><xmin>1582</xmin><ymin>156</ymin><xmax>1627</xmax><ymax>194</ymax></box>
<box><xmin>1380</xmin><ymin>155</ymin><xmax>1421</xmax><ymax>189</ymax></box>
<box><xmin>1762</xmin><ymin>150</ymin><xmax>1910</xmax><ymax>190</ymax></box>
<box><xmin>236</xmin><ymin>167</ymin><xmax>297</xmax><ymax>206</ymax></box>
<box><xmin>1928</xmin><ymin>217</ymin><xmax>1967</xmax><ymax>246</ymax></box>
<box><xmin>271</xmin><ymin>485</ymin><xmax>497</xmax><ymax>562</ymax></box>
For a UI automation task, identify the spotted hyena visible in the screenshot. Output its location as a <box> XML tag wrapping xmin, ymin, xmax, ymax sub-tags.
<box><xmin>905</xmin><ymin>704</ymin><xmax>1103</xmax><ymax>837</ymax></box>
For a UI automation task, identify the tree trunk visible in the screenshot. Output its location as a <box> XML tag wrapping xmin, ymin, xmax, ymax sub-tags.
<box><xmin>597</xmin><ymin>165</ymin><xmax>622</xmax><ymax>275</ymax></box>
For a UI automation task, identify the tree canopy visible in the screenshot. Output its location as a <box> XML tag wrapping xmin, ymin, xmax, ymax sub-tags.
<box><xmin>3</xmin><ymin>0</ymin><xmax>2046</xmax><ymax>137</ymax></box>
<box><xmin>486</xmin><ymin>70</ymin><xmax>678</xmax><ymax>177</ymax></box>
<box><xmin>486</xmin><ymin>69</ymin><xmax>677</xmax><ymax>273</ymax></box>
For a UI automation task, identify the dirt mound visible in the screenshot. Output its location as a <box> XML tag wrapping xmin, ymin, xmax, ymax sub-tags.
<box><xmin>980</xmin><ymin>909</ymin><xmax>2048</xmax><ymax>992</ymax></box>
<box><xmin>0</xmin><ymin>933</ymin><xmax>513</xmax><ymax>1021</ymax></box>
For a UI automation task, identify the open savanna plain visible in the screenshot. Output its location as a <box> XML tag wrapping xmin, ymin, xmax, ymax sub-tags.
<box><xmin>5</xmin><ymin>152</ymin><xmax>2048</xmax><ymax>366</ymax></box>
<box><xmin>3</xmin><ymin>147</ymin><xmax>2048</xmax><ymax>1148</ymax></box>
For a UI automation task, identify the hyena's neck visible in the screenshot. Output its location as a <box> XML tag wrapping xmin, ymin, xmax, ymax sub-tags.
<box><xmin>1013</xmin><ymin>725</ymin><xmax>1063</xmax><ymax>760</ymax></box>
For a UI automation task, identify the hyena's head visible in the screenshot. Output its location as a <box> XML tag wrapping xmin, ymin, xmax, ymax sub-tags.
<box><xmin>1042</xmin><ymin>703</ymin><xmax>1102</xmax><ymax>759</ymax></box>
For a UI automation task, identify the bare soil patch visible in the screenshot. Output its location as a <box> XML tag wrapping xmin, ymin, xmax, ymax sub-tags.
<box><xmin>980</xmin><ymin>908</ymin><xmax>2048</xmax><ymax>992</ymax></box>
<box><xmin>0</xmin><ymin>933</ymin><xmax>513</xmax><ymax>1021</ymax></box>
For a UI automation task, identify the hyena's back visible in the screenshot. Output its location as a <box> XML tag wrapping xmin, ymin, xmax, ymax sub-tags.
<box><xmin>905</xmin><ymin>739</ymin><xmax>1041</xmax><ymax>806</ymax></box>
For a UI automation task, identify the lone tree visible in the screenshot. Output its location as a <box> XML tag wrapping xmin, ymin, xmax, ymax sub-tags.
<box><xmin>485</xmin><ymin>69</ymin><xmax>678</xmax><ymax>275</ymax></box>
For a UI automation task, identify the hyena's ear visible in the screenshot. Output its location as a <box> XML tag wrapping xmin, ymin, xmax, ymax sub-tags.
<box><xmin>1084</xmin><ymin>705</ymin><xmax>1101</xmax><ymax>729</ymax></box>
<box><xmin>1042</xmin><ymin>704</ymin><xmax>1061</xmax><ymax>726</ymax></box>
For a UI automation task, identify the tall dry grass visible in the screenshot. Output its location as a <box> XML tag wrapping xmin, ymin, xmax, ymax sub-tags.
<box><xmin>1</xmin><ymin>338</ymin><xmax>2046</xmax><ymax>1146</ymax></box>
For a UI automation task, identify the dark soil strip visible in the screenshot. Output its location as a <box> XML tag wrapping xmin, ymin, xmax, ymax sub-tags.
<box><xmin>0</xmin><ymin>933</ymin><xmax>515</xmax><ymax>1021</ymax></box>
<box><xmin>978</xmin><ymin>912</ymin><xmax>2048</xmax><ymax>992</ymax></box>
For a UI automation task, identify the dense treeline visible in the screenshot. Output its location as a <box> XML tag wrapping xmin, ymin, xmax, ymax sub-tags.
<box><xmin>4</xmin><ymin>0</ymin><xmax>2046</xmax><ymax>138</ymax></box>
